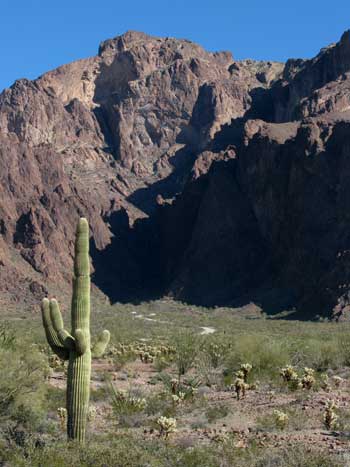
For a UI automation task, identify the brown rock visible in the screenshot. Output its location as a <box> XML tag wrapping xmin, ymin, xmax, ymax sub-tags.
<box><xmin>1</xmin><ymin>30</ymin><xmax>350</xmax><ymax>318</ymax></box>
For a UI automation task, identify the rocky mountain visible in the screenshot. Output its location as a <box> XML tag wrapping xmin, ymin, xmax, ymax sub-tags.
<box><xmin>1</xmin><ymin>30</ymin><xmax>350</xmax><ymax>318</ymax></box>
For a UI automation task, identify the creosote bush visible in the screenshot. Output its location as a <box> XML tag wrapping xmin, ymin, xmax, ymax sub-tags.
<box><xmin>0</xmin><ymin>330</ymin><xmax>49</xmax><ymax>430</ymax></box>
<box><xmin>0</xmin><ymin>435</ymin><xmax>346</xmax><ymax>466</ymax></box>
<box><xmin>172</xmin><ymin>332</ymin><xmax>200</xmax><ymax>381</ymax></box>
<box><xmin>225</xmin><ymin>335</ymin><xmax>289</xmax><ymax>383</ymax></box>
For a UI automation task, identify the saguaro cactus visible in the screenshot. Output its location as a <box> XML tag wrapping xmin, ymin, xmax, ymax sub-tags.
<box><xmin>41</xmin><ymin>218</ymin><xmax>110</xmax><ymax>442</ymax></box>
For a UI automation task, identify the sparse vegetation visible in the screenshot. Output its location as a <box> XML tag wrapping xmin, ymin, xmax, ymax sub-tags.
<box><xmin>1</xmin><ymin>297</ymin><xmax>350</xmax><ymax>465</ymax></box>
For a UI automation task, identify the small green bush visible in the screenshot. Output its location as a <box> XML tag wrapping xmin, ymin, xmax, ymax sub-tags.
<box><xmin>0</xmin><ymin>337</ymin><xmax>49</xmax><ymax>430</ymax></box>
<box><xmin>205</xmin><ymin>404</ymin><xmax>229</xmax><ymax>423</ymax></box>
<box><xmin>225</xmin><ymin>335</ymin><xmax>289</xmax><ymax>382</ymax></box>
<box><xmin>172</xmin><ymin>331</ymin><xmax>200</xmax><ymax>381</ymax></box>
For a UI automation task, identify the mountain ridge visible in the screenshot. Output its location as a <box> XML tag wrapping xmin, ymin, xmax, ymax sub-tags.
<box><xmin>1</xmin><ymin>30</ymin><xmax>350</xmax><ymax>319</ymax></box>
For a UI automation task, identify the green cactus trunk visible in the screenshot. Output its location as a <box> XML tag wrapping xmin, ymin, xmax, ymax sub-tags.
<box><xmin>40</xmin><ymin>218</ymin><xmax>110</xmax><ymax>443</ymax></box>
<box><xmin>67</xmin><ymin>349</ymin><xmax>91</xmax><ymax>441</ymax></box>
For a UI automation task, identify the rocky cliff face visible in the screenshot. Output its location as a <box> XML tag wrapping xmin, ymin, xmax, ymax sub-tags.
<box><xmin>1</xmin><ymin>30</ymin><xmax>350</xmax><ymax>318</ymax></box>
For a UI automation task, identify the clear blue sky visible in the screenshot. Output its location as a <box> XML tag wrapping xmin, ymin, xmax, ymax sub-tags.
<box><xmin>1</xmin><ymin>0</ymin><xmax>349</xmax><ymax>92</ymax></box>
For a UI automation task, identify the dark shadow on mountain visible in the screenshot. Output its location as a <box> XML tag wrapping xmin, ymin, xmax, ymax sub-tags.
<box><xmin>127</xmin><ymin>145</ymin><xmax>197</xmax><ymax>215</ymax></box>
<box><xmin>92</xmin><ymin>106</ymin><xmax>120</xmax><ymax>158</ymax></box>
<box><xmin>90</xmin><ymin>209</ymin><xmax>164</xmax><ymax>304</ymax></box>
<box><xmin>90</xmin><ymin>156</ymin><xmax>308</xmax><ymax>318</ymax></box>
<box><xmin>211</xmin><ymin>86</ymin><xmax>277</xmax><ymax>153</ymax></box>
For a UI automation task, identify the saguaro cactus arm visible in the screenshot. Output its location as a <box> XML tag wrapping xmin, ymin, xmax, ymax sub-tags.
<box><xmin>91</xmin><ymin>330</ymin><xmax>111</xmax><ymax>358</ymax></box>
<box><xmin>41</xmin><ymin>298</ymin><xmax>69</xmax><ymax>360</ymax></box>
<box><xmin>75</xmin><ymin>329</ymin><xmax>88</xmax><ymax>355</ymax></box>
<box><xmin>49</xmin><ymin>299</ymin><xmax>75</xmax><ymax>350</ymax></box>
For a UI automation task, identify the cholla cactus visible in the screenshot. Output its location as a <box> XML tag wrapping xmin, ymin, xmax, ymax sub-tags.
<box><xmin>289</xmin><ymin>373</ymin><xmax>303</xmax><ymax>391</ymax></box>
<box><xmin>129</xmin><ymin>396</ymin><xmax>147</xmax><ymax>411</ymax></box>
<box><xmin>323</xmin><ymin>400</ymin><xmax>338</xmax><ymax>430</ymax></box>
<box><xmin>172</xmin><ymin>392</ymin><xmax>185</xmax><ymax>405</ymax></box>
<box><xmin>156</xmin><ymin>416</ymin><xmax>177</xmax><ymax>439</ymax></box>
<box><xmin>88</xmin><ymin>405</ymin><xmax>97</xmax><ymax>421</ymax></box>
<box><xmin>107</xmin><ymin>341</ymin><xmax>174</xmax><ymax>370</ymax></box>
<box><xmin>49</xmin><ymin>354</ymin><xmax>64</xmax><ymax>370</ymax></box>
<box><xmin>57</xmin><ymin>407</ymin><xmax>67</xmax><ymax>431</ymax></box>
<box><xmin>171</xmin><ymin>378</ymin><xmax>179</xmax><ymax>395</ymax></box>
<box><xmin>321</xmin><ymin>373</ymin><xmax>330</xmax><ymax>391</ymax></box>
<box><xmin>273</xmin><ymin>410</ymin><xmax>289</xmax><ymax>429</ymax></box>
<box><xmin>302</xmin><ymin>368</ymin><xmax>315</xmax><ymax>390</ymax></box>
<box><xmin>280</xmin><ymin>365</ymin><xmax>298</xmax><ymax>382</ymax></box>
<box><xmin>280</xmin><ymin>365</ymin><xmax>305</xmax><ymax>390</ymax></box>
<box><xmin>240</xmin><ymin>363</ymin><xmax>252</xmax><ymax>382</ymax></box>
<box><xmin>333</xmin><ymin>376</ymin><xmax>343</xmax><ymax>388</ymax></box>
<box><xmin>140</xmin><ymin>351</ymin><xmax>154</xmax><ymax>364</ymax></box>
<box><xmin>234</xmin><ymin>378</ymin><xmax>248</xmax><ymax>400</ymax></box>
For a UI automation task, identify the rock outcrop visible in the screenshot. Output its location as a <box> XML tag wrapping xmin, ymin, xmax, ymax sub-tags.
<box><xmin>1</xmin><ymin>30</ymin><xmax>350</xmax><ymax>318</ymax></box>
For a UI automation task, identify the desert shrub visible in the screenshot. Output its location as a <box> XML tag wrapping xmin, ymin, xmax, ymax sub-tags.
<box><xmin>90</xmin><ymin>386</ymin><xmax>108</xmax><ymax>402</ymax></box>
<box><xmin>294</xmin><ymin>339</ymin><xmax>342</xmax><ymax>371</ymax></box>
<box><xmin>336</xmin><ymin>408</ymin><xmax>350</xmax><ymax>431</ymax></box>
<box><xmin>205</xmin><ymin>404</ymin><xmax>229</xmax><ymax>423</ymax></box>
<box><xmin>197</xmin><ymin>352</ymin><xmax>223</xmax><ymax>387</ymax></box>
<box><xmin>106</xmin><ymin>344</ymin><xmax>138</xmax><ymax>370</ymax></box>
<box><xmin>46</xmin><ymin>387</ymin><xmax>65</xmax><ymax>412</ymax></box>
<box><xmin>202</xmin><ymin>338</ymin><xmax>230</xmax><ymax>368</ymax></box>
<box><xmin>108</xmin><ymin>383</ymin><xmax>149</xmax><ymax>428</ymax></box>
<box><xmin>256</xmin><ymin>407</ymin><xmax>313</xmax><ymax>432</ymax></box>
<box><xmin>145</xmin><ymin>392</ymin><xmax>174</xmax><ymax>417</ymax></box>
<box><xmin>109</xmin><ymin>383</ymin><xmax>147</xmax><ymax>417</ymax></box>
<box><xmin>0</xmin><ymin>436</ymin><xmax>162</xmax><ymax>467</ymax></box>
<box><xmin>225</xmin><ymin>335</ymin><xmax>289</xmax><ymax>382</ymax></box>
<box><xmin>251</xmin><ymin>445</ymin><xmax>345</xmax><ymax>467</ymax></box>
<box><xmin>154</xmin><ymin>356</ymin><xmax>170</xmax><ymax>372</ymax></box>
<box><xmin>0</xmin><ymin>335</ymin><xmax>50</xmax><ymax>429</ymax></box>
<box><xmin>337</xmin><ymin>333</ymin><xmax>350</xmax><ymax>367</ymax></box>
<box><xmin>0</xmin><ymin>322</ymin><xmax>16</xmax><ymax>349</ymax></box>
<box><xmin>172</xmin><ymin>331</ymin><xmax>200</xmax><ymax>380</ymax></box>
<box><xmin>0</xmin><ymin>433</ymin><xmax>346</xmax><ymax>467</ymax></box>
